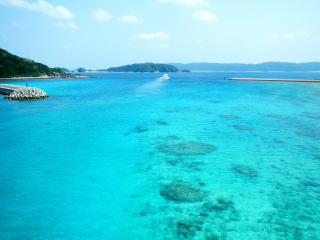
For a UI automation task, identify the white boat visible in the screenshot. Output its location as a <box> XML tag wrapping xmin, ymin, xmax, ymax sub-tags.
<box><xmin>161</xmin><ymin>73</ymin><xmax>170</xmax><ymax>79</ymax></box>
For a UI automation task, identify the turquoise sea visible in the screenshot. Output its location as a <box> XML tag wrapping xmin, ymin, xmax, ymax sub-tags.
<box><xmin>0</xmin><ymin>72</ymin><xmax>319</xmax><ymax>240</ymax></box>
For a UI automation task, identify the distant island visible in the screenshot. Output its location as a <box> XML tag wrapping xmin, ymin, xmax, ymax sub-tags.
<box><xmin>101</xmin><ymin>62</ymin><xmax>320</xmax><ymax>73</ymax></box>
<box><xmin>171</xmin><ymin>62</ymin><xmax>320</xmax><ymax>72</ymax></box>
<box><xmin>76</xmin><ymin>67</ymin><xmax>87</xmax><ymax>73</ymax></box>
<box><xmin>3</xmin><ymin>46</ymin><xmax>319</xmax><ymax>78</ymax></box>
<box><xmin>105</xmin><ymin>63</ymin><xmax>180</xmax><ymax>73</ymax></box>
<box><xmin>0</xmin><ymin>48</ymin><xmax>87</xmax><ymax>79</ymax></box>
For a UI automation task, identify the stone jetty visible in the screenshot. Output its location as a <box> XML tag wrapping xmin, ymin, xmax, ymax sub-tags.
<box><xmin>0</xmin><ymin>84</ymin><xmax>49</xmax><ymax>100</ymax></box>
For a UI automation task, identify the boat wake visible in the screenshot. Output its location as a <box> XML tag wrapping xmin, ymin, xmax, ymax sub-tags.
<box><xmin>136</xmin><ymin>76</ymin><xmax>169</xmax><ymax>92</ymax></box>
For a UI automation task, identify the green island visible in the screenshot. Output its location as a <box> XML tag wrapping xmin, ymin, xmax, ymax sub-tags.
<box><xmin>105</xmin><ymin>63</ymin><xmax>180</xmax><ymax>72</ymax></box>
<box><xmin>0</xmin><ymin>48</ymin><xmax>66</xmax><ymax>78</ymax></box>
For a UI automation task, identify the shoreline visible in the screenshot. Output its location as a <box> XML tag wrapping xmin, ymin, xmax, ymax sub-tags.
<box><xmin>0</xmin><ymin>75</ymin><xmax>92</xmax><ymax>81</ymax></box>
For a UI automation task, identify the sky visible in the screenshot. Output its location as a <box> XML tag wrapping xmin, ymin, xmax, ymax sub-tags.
<box><xmin>0</xmin><ymin>0</ymin><xmax>319</xmax><ymax>69</ymax></box>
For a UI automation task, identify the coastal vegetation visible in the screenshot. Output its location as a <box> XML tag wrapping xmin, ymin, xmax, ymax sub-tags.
<box><xmin>0</xmin><ymin>48</ymin><xmax>64</xmax><ymax>78</ymax></box>
<box><xmin>106</xmin><ymin>63</ymin><xmax>180</xmax><ymax>72</ymax></box>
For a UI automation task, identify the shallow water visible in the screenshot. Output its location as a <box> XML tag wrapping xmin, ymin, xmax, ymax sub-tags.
<box><xmin>0</xmin><ymin>72</ymin><xmax>319</xmax><ymax>240</ymax></box>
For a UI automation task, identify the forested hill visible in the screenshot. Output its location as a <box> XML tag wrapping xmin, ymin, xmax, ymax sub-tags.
<box><xmin>0</xmin><ymin>48</ymin><xmax>63</xmax><ymax>78</ymax></box>
<box><xmin>106</xmin><ymin>63</ymin><xmax>179</xmax><ymax>72</ymax></box>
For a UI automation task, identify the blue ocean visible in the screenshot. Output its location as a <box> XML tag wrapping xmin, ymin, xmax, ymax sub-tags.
<box><xmin>0</xmin><ymin>72</ymin><xmax>319</xmax><ymax>240</ymax></box>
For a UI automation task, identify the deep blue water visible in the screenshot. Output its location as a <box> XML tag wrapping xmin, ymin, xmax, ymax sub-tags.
<box><xmin>0</xmin><ymin>72</ymin><xmax>319</xmax><ymax>240</ymax></box>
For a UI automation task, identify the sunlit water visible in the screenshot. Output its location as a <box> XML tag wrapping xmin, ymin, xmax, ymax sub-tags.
<box><xmin>0</xmin><ymin>72</ymin><xmax>319</xmax><ymax>240</ymax></box>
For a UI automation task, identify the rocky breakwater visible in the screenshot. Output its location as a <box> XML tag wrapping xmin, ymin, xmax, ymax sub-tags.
<box><xmin>5</xmin><ymin>87</ymin><xmax>49</xmax><ymax>100</ymax></box>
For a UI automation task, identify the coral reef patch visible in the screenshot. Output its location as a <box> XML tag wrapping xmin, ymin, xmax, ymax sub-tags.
<box><xmin>202</xmin><ymin>197</ymin><xmax>234</xmax><ymax>213</ymax></box>
<box><xmin>220</xmin><ymin>114</ymin><xmax>241</xmax><ymax>119</ymax></box>
<box><xmin>233</xmin><ymin>125</ymin><xmax>254</xmax><ymax>131</ymax></box>
<box><xmin>300</xmin><ymin>179</ymin><xmax>320</xmax><ymax>187</ymax></box>
<box><xmin>160</xmin><ymin>181</ymin><xmax>207</xmax><ymax>202</ymax></box>
<box><xmin>233</xmin><ymin>164</ymin><xmax>258</xmax><ymax>178</ymax></box>
<box><xmin>302</xmin><ymin>112</ymin><xmax>320</xmax><ymax>119</ymax></box>
<box><xmin>266</xmin><ymin>114</ymin><xmax>293</xmax><ymax>120</ymax></box>
<box><xmin>158</xmin><ymin>142</ymin><xmax>216</xmax><ymax>156</ymax></box>
<box><xmin>157</xmin><ymin>120</ymin><xmax>169</xmax><ymax>125</ymax></box>
<box><xmin>135</xmin><ymin>126</ymin><xmax>149</xmax><ymax>133</ymax></box>
<box><xmin>176</xmin><ymin>219</ymin><xmax>203</xmax><ymax>239</ymax></box>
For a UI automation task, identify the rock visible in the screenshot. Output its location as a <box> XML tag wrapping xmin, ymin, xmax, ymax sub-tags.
<box><xmin>233</xmin><ymin>125</ymin><xmax>254</xmax><ymax>131</ymax></box>
<box><xmin>135</xmin><ymin>126</ymin><xmax>149</xmax><ymax>133</ymax></box>
<box><xmin>166</xmin><ymin>159</ymin><xmax>179</xmax><ymax>166</ymax></box>
<box><xmin>202</xmin><ymin>197</ymin><xmax>234</xmax><ymax>212</ymax></box>
<box><xmin>220</xmin><ymin>114</ymin><xmax>241</xmax><ymax>119</ymax></box>
<box><xmin>303</xmin><ymin>112</ymin><xmax>320</xmax><ymax>120</ymax></box>
<box><xmin>166</xmin><ymin>108</ymin><xmax>182</xmax><ymax>113</ymax></box>
<box><xmin>5</xmin><ymin>87</ymin><xmax>49</xmax><ymax>100</ymax></box>
<box><xmin>177</xmin><ymin>219</ymin><xmax>203</xmax><ymax>238</ymax></box>
<box><xmin>301</xmin><ymin>180</ymin><xmax>320</xmax><ymax>187</ymax></box>
<box><xmin>202</xmin><ymin>202</ymin><xmax>221</xmax><ymax>212</ymax></box>
<box><xmin>160</xmin><ymin>181</ymin><xmax>206</xmax><ymax>202</ymax></box>
<box><xmin>295</xmin><ymin>130</ymin><xmax>320</xmax><ymax>139</ymax></box>
<box><xmin>158</xmin><ymin>142</ymin><xmax>216</xmax><ymax>156</ymax></box>
<box><xmin>266</xmin><ymin>114</ymin><xmax>292</xmax><ymax>120</ymax></box>
<box><xmin>183</xmin><ymin>161</ymin><xmax>204</xmax><ymax>170</ymax></box>
<box><xmin>233</xmin><ymin>164</ymin><xmax>258</xmax><ymax>177</ymax></box>
<box><xmin>209</xmin><ymin>99</ymin><xmax>220</xmax><ymax>103</ymax></box>
<box><xmin>163</xmin><ymin>135</ymin><xmax>180</xmax><ymax>140</ymax></box>
<box><xmin>200</xmin><ymin>212</ymin><xmax>209</xmax><ymax>217</ymax></box>
<box><xmin>157</xmin><ymin>120</ymin><xmax>169</xmax><ymax>125</ymax></box>
<box><xmin>139</xmin><ymin>210</ymin><xmax>148</xmax><ymax>216</ymax></box>
<box><xmin>205</xmin><ymin>232</ymin><xmax>220</xmax><ymax>240</ymax></box>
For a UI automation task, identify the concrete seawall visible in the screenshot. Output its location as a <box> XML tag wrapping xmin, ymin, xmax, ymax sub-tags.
<box><xmin>0</xmin><ymin>84</ymin><xmax>49</xmax><ymax>100</ymax></box>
